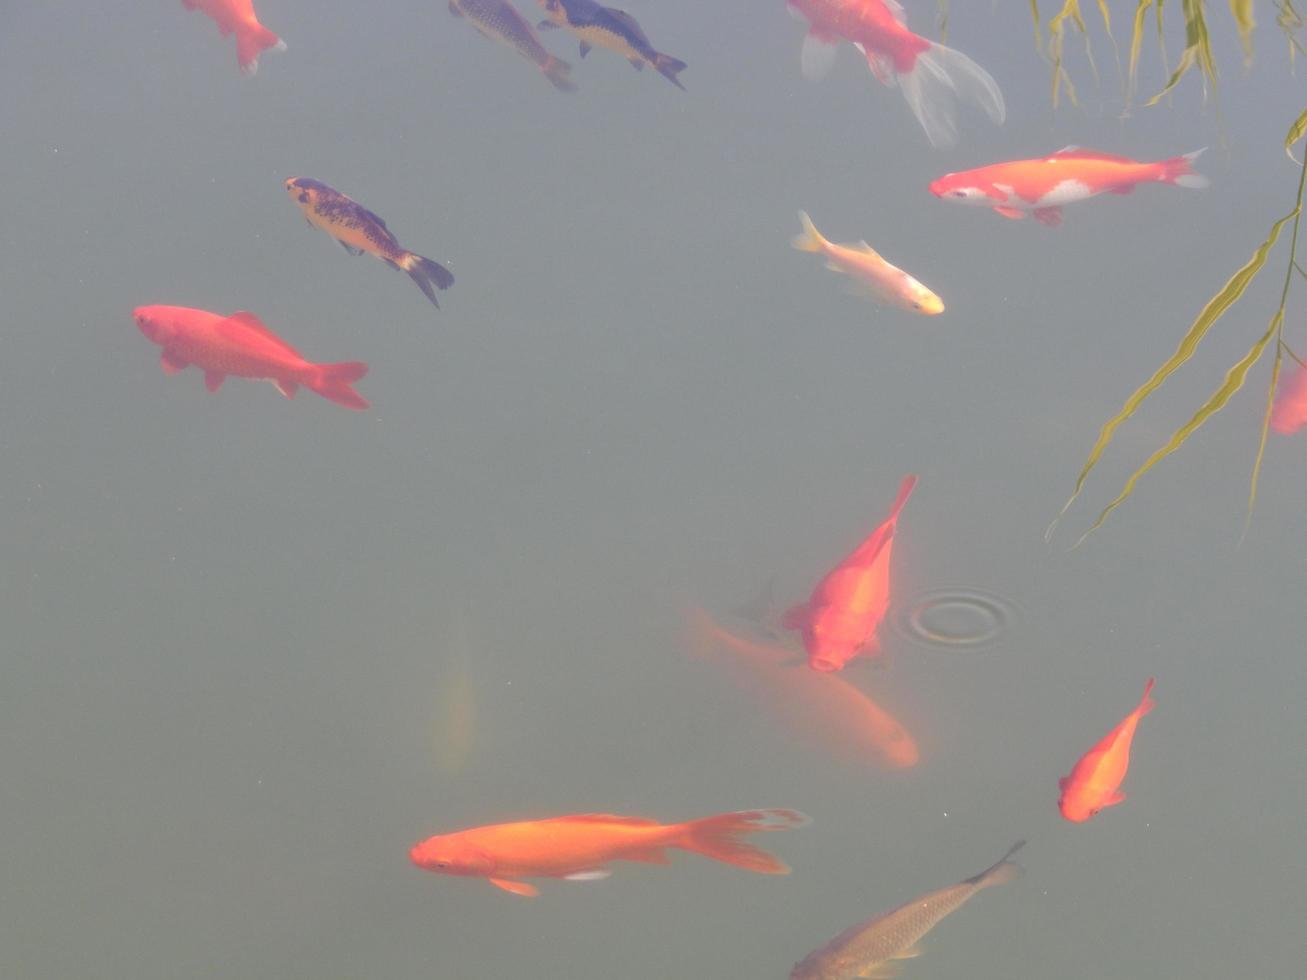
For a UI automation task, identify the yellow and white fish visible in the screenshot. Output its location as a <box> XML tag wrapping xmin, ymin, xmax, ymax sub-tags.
<box><xmin>791</xmin><ymin>210</ymin><xmax>943</xmax><ymax>315</ymax></box>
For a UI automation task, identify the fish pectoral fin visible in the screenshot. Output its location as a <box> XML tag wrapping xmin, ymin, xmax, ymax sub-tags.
<box><xmin>622</xmin><ymin>847</ymin><xmax>671</xmax><ymax>865</ymax></box>
<box><xmin>1033</xmin><ymin>206</ymin><xmax>1064</xmax><ymax>227</ymax></box>
<box><xmin>488</xmin><ymin>878</ymin><xmax>539</xmax><ymax>897</ymax></box>
<box><xmin>537</xmin><ymin>19</ymin><xmax>559</xmax><ymax>29</ymax></box>
<box><xmin>1109</xmin><ymin>183</ymin><xmax>1136</xmax><ymax>195</ymax></box>
<box><xmin>857</xmin><ymin>964</ymin><xmax>901</xmax><ymax>979</ymax></box>
<box><xmin>448</xmin><ymin>0</ymin><xmax>462</xmax><ymax>16</ymax></box>
<box><xmin>992</xmin><ymin>206</ymin><xmax>1027</xmax><ymax>220</ymax></box>
<box><xmin>579</xmin><ymin>41</ymin><xmax>591</xmax><ymax>57</ymax></box>
<box><xmin>893</xmin><ymin>943</ymin><xmax>923</xmax><ymax>959</ymax></box>
<box><xmin>1103</xmin><ymin>790</ymin><xmax>1127</xmax><ymax>807</ymax></box>
<box><xmin>159</xmin><ymin>349</ymin><xmax>187</xmax><ymax>374</ymax></box>
<box><xmin>203</xmin><ymin>371</ymin><xmax>225</xmax><ymax>393</ymax></box>
<box><xmin>800</xmin><ymin>32</ymin><xmax>839</xmax><ymax>80</ymax></box>
<box><xmin>338</xmin><ymin>241</ymin><xmax>365</xmax><ymax>256</ymax></box>
<box><xmin>274</xmin><ymin>379</ymin><xmax>298</xmax><ymax>400</ymax></box>
<box><xmin>563</xmin><ymin>869</ymin><xmax>612</xmax><ymax>882</ymax></box>
<box><xmin>779</xmin><ymin>603</ymin><xmax>809</xmax><ymax>631</ymax></box>
<box><xmin>628</xmin><ymin>57</ymin><xmax>644</xmax><ymax>70</ymax></box>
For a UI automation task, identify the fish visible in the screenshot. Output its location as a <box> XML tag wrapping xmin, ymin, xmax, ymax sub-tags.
<box><xmin>285</xmin><ymin>178</ymin><xmax>454</xmax><ymax>309</ymax></box>
<box><xmin>1271</xmin><ymin>361</ymin><xmax>1307</xmax><ymax>434</ymax></box>
<box><xmin>535</xmin><ymin>0</ymin><xmax>687</xmax><ymax>90</ymax></box>
<box><xmin>929</xmin><ymin>147</ymin><xmax>1209</xmax><ymax>227</ymax></box>
<box><xmin>179</xmin><ymin>0</ymin><xmax>286</xmax><ymax>75</ymax></box>
<box><xmin>786</xmin><ymin>0</ymin><xmax>1004</xmax><ymax>148</ymax></box>
<box><xmin>790</xmin><ymin>841</ymin><xmax>1024</xmax><ymax>979</ymax></box>
<box><xmin>448</xmin><ymin>0</ymin><xmax>577</xmax><ymax>92</ymax></box>
<box><xmin>132</xmin><ymin>305</ymin><xmax>368</xmax><ymax>410</ymax></box>
<box><xmin>782</xmin><ymin>475</ymin><xmax>917</xmax><ymax>672</ymax></box>
<box><xmin>791</xmin><ymin>211</ymin><xmax>943</xmax><ymax>315</ymax></box>
<box><xmin>410</xmin><ymin>808</ymin><xmax>809</xmax><ymax>897</ymax></box>
<box><xmin>1058</xmin><ymin>678</ymin><xmax>1156</xmax><ymax>823</ymax></box>
<box><xmin>687</xmin><ymin>608</ymin><xmax>919</xmax><ymax>769</ymax></box>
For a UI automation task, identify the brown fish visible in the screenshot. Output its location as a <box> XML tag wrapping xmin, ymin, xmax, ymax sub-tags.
<box><xmin>449</xmin><ymin>0</ymin><xmax>576</xmax><ymax>92</ymax></box>
<box><xmin>790</xmin><ymin>841</ymin><xmax>1024</xmax><ymax>979</ymax></box>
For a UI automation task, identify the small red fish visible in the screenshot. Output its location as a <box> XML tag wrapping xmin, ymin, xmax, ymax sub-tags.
<box><xmin>133</xmin><ymin>305</ymin><xmax>368</xmax><ymax>410</ymax></box>
<box><xmin>929</xmin><ymin>147</ymin><xmax>1208</xmax><ymax>226</ymax></box>
<box><xmin>783</xmin><ymin>475</ymin><xmax>917</xmax><ymax>672</ymax></box>
<box><xmin>1271</xmin><ymin>361</ymin><xmax>1307</xmax><ymax>434</ymax></box>
<box><xmin>786</xmin><ymin>0</ymin><xmax>1005</xmax><ymax>147</ymax></box>
<box><xmin>1058</xmin><ymin>678</ymin><xmax>1156</xmax><ymax>823</ymax></box>
<box><xmin>410</xmin><ymin>808</ymin><xmax>809</xmax><ymax>897</ymax></box>
<box><xmin>180</xmin><ymin>0</ymin><xmax>287</xmax><ymax>75</ymax></box>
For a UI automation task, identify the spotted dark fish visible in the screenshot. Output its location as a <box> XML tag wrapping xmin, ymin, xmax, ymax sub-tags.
<box><xmin>449</xmin><ymin>0</ymin><xmax>576</xmax><ymax>92</ymax></box>
<box><xmin>285</xmin><ymin>178</ymin><xmax>453</xmax><ymax>309</ymax></box>
<box><xmin>536</xmin><ymin>0</ymin><xmax>686</xmax><ymax>89</ymax></box>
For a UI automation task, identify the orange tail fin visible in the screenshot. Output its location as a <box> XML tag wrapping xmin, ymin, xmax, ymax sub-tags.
<box><xmin>1159</xmin><ymin>149</ymin><xmax>1209</xmax><ymax>188</ymax></box>
<box><xmin>1136</xmin><ymin>677</ymin><xmax>1157</xmax><ymax>716</ymax></box>
<box><xmin>309</xmin><ymin>361</ymin><xmax>369</xmax><ymax>410</ymax></box>
<box><xmin>673</xmin><ymin>809</ymin><xmax>808</xmax><ymax>874</ymax></box>
<box><xmin>236</xmin><ymin>23</ymin><xmax>286</xmax><ymax>75</ymax></box>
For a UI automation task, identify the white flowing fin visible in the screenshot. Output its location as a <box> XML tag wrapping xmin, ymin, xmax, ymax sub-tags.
<box><xmin>883</xmin><ymin>0</ymin><xmax>907</xmax><ymax>24</ymax></box>
<box><xmin>801</xmin><ymin>33</ymin><xmax>839</xmax><ymax>80</ymax></box>
<box><xmin>853</xmin><ymin>42</ymin><xmax>896</xmax><ymax>87</ymax></box>
<box><xmin>563</xmin><ymin>870</ymin><xmax>612</xmax><ymax>882</ymax></box>
<box><xmin>898</xmin><ymin>40</ymin><xmax>1004</xmax><ymax>148</ymax></box>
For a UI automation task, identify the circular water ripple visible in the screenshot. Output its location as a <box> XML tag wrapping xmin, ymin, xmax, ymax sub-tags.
<box><xmin>892</xmin><ymin>588</ymin><xmax>1019</xmax><ymax>652</ymax></box>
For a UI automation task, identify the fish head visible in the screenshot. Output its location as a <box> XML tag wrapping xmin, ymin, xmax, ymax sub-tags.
<box><xmin>409</xmin><ymin>834</ymin><xmax>496</xmax><ymax>877</ymax></box>
<box><xmin>133</xmin><ymin>306</ymin><xmax>175</xmax><ymax>345</ymax></box>
<box><xmin>284</xmin><ymin>176</ymin><xmax>329</xmax><ymax>210</ymax></box>
<box><xmin>1057</xmin><ymin>784</ymin><xmax>1096</xmax><ymax>823</ymax></box>
<box><xmin>929</xmin><ymin>175</ymin><xmax>992</xmax><ymax>206</ymax></box>
<box><xmin>901</xmin><ymin>276</ymin><xmax>945</xmax><ymax>315</ymax></box>
<box><xmin>536</xmin><ymin>0</ymin><xmax>564</xmax><ymax>14</ymax></box>
<box><xmin>804</xmin><ymin>624</ymin><xmax>857</xmax><ymax>673</ymax></box>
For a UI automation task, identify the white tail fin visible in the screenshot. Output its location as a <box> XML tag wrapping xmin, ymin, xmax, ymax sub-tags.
<box><xmin>898</xmin><ymin>41</ymin><xmax>1005</xmax><ymax>148</ymax></box>
<box><xmin>791</xmin><ymin>210</ymin><xmax>824</xmax><ymax>252</ymax></box>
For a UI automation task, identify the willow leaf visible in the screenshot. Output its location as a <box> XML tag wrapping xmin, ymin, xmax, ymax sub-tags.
<box><xmin>1244</xmin><ymin>323</ymin><xmax>1283</xmax><ymax>542</ymax></box>
<box><xmin>1127</xmin><ymin>0</ymin><xmax>1157</xmax><ymax>99</ymax></box>
<box><xmin>1146</xmin><ymin>0</ymin><xmax>1217</xmax><ymax>106</ymax></box>
<box><xmin>1053</xmin><ymin>209</ymin><xmax>1298</xmax><ymax>533</ymax></box>
<box><xmin>1287</xmin><ymin>106</ymin><xmax>1307</xmax><ymax>161</ymax></box>
<box><xmin>1075</xmin><ymin>317</ymin><xmax>1279</xmax><ymax>546</ymax></box>
<box><xmin>1230</xmin><ymin>0</ymin><xmax>1256</xmax><ymax>64</ymax></box>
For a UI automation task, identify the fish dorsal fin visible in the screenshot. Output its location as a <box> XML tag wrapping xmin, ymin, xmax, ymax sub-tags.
<box><xmin>884</xmin><ymin>0</ymin><xmax>907</xmax><ymax>24</ymax></box>
<box><xmin>545</xmin><ymin>813</ymin><xmax>661</xmax><ymax>827</ymax></box>
<box><xmin>1048</xmin><ymin>146</ymin><xmax>1134</xmax><ymax>163</ymax></box>
<box><xmin>606</xmin><ymin>8</ymin><xmax>648</xmax><ymax>42</ymax></box>
<box><xmin>360</xmin><ymin>206</ymin><xmax>390</xmax><ymax>232</ymax></box>
<box><xmin>854</xmin><ymin>240</ymin><xmax>883</xmax><ymax>258</ymax></box>
<box><xmin>220</xmin><ymin>311</ymin><xmax>303</xmax><ymax>357</ymax></box>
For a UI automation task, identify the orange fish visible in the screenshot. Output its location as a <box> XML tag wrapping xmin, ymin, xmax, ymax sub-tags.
<box><xmin>687</xmin><ymin>608</ymin><xmax>919</xmax><ymax>769</ymax></box>
<box><xmin>1271</xmin><ymin>361</ymin><xmax>1307</xmax><ymax>434</ymax></box>
<box><xmin>410</xmin><ymin>808</ymin><xmax>809</xmax><ymax>896</ymax></box>
<box><xmin>1058</xmin><ymin>678</ymin><xmax>1156</xmax><ymax>823</ymax></box>
<box><xmin>782</xmin><ymin>475</ymin><xmax>917</xmax><ymax>672</ymax></box>
<box><xmin>180</xmin><ymin>0</ymin><xmax>286</xmax><ymax>75</ymax></box>
<box><xmin>929</xmin><ymin>147</ymin><xmax>1208</xmax><ymax>226</ymax></box>
<box><xmin>133</xmin><ymin>305</ymin><xmax>368</xmax><ymax>410</ymax></box>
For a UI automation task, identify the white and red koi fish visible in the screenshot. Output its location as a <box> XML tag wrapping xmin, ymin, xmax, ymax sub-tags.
<box><xmin>1271</xmin><ymin>362</ymin><xmax>1307</xmax><ymax>434</ymax></box>
<box><xmin>786</xmin><ymin>0</ymin><xmax>1004</xmax><ymax>148</ymax></box>
<box><xmin>929</xmin><ymin>147</ymin><xmax>1209</xmax><ymax>226</ymax></box>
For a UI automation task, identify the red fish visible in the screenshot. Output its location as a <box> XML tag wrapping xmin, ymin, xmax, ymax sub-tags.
<box><xmin>786</xmin><ymin>0</ymin><xmax>1004</xmax><ymax>147</ymax></box>
<box><xmin>782</xmin><ymin>475</ymin><xmax>917</xmax><ymax>672</ymax></box>
<box><xmin>687</xmin><ymin>608</ymin><xmax>919</xmax><ymax>769</ymax></box>
<box><xmin>133</xmin><ymin>305</ymin><xmax>368</xmax><ymax>410</ymax></box>
<box><xmin>1271</xmin><ymin>361</ymin><xmax>1307</xmax><ymax>434</ymax></box>
<box><xmin>180</xmin><ymin>0</ymin><xmax>286</xmax><ymax>75</ymax></box>
<box><xmin>1058</xmin><ymin>678</ymin><xmax>1156</xmax><ymax>823</ymax></box>
<box><xmin>410</xmin><ymin>808</ymin><xmax>809</xmax><ymax>897</ymax></box>
<box><xmin>929</xmin><ymin>147</ymin><xmax>1208</xmax><ymax>226</ymax></box>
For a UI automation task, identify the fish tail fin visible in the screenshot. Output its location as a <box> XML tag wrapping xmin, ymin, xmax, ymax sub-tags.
<box><xmin>885</xmin><ymin>473</ymin><xmax>918</xmax><ymax>524</ymax></box>
<box><xmin>308</xmin><ymin>361</ymin><xmax>369</xmax><ymax>410</ymax></box>
<box><xmin>1137</xmin><ymin>677</ymin><xmax>1157</xmax><ymax>716</ymax></box>
<box><xmin>542</xmin><ymin>55</ymin><xmax>578</xmax><ymax>93</ymax></box>
<box><xmin>791</xmin><ymin>210</ymin><xmax>825</xmax><ymax>252</ymax></box>
<box><xmin>969</xmin><ymin>840</ymin><xmax>1026</xmax><ymax>889</ymax></box>
<box><xmin>1160</xmin><ymin>148</ymin><xmax>1209</xmax><ymax>188</ymax></box>
<box><xmin>653</xmin><ymin>53</ymin><xmax>687</xmax><ymax>90</ymax></box>
<box><xmin>673</xmin><ymin>809</ymin><xmax>809</xmax><ymax>874</ymax></box>
<box><xmin>898</xmin><ymin>41</ymin><xmax>1005</xmax><ymax>148</ymax></box>
<box><xmin>236</xmin><ymin>23</ymin><xmax>286</xmax><ymax>76</ymax></box>
<box><xmin>398</xmin><ymin>252</ymin><xmax>455</xmax><ymax>308</ymax></box>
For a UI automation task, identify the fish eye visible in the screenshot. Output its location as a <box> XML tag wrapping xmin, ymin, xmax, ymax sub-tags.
<box><xmin>911</xmin><ymin>302</ymin><xmax>921</xmax><ymax>309</ymax></box>
<box><xmin>952</xmin><ymin>190</ymin><xmax>968</xmax><ymax>198</ymax></box>
<box><xmin>298</xmin><ymin>191</ymin><xmax>310</xmax><ymax>203</ymax></box>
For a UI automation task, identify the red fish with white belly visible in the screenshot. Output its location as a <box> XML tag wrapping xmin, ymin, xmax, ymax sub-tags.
<box><xmin>133</xmin><ymin>305</ymin><xmax>369</xmax><ymax>410</ymax></box>
<box><xmin>180</xmin><ymin>0</ymin><xmax>286</xmax><ymax>75</ymax></box>
<box><xmin>929</xmin><ymin>146</ymin><xmax>1208</xmax><ymax>226</ymax></box>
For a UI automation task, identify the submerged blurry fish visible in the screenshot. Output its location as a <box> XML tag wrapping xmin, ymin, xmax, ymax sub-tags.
<box><xmin>410</xmin><ymin>808</ymin><xmax>809</xmax><ymax>897</ymax></box>
<box><xmin>180</xmin><ymin>0</ymin><xmax>286</xmax><ymax>75</ymax></box>
<box><xmin>536</xmin><ymin>0</ymin><xmax>687</xmax><ymax>89</ymax></box>
<box><xmin>133</xmin><ymin>305</ymin><xmax>368</xmax><ymax>410</ymax></box>
<box><xmin>792</xmin><ymin>212</ymin><xmax>943</xmax><ymax>314</ymax></box>
<box><xmin>285</xmin><ymin>178</ymin><xmax>454</xmax><ymax>309</ymax></box>
<box><xmin>790</xmin><ymin>841</ymin><xmax>1025</xmax><ymax>980</ymax></box>
<box><xmin>929</xmin><ymin>147</ymin><xmax>1208</xmax><ymax>226</ymax></box>
<box><xmin>687</xmin><ymin>608</ymin><xmax>919</xmax><ymax>769</ymax></box>
<box><xmin>1058</xmin><ymin>678</ymin><xmax>1155</xmax><ymax>823</ymax></box>
<box><xmin>433</xmin><ymin>625</ymin><xmax>478</xmax><ymax>774</ymax></box>
<box><xmin>449</xmin><ymin>0</ymin><xmax>577</xmax><ymax>92</ymax></box>
<box><xmin>786</xmin><ymin>0</ymin><xmax>1004</xmax><ymax>148</ymax></box>
<box><xmin>782</xmin><ymin>475</ymin><xmax>917</xmax><ymax>672</ymax></box>
<box><xmin>1271</xmin><ymin>362</ymin><xmax>1307</xmax><ymax>434</ymax></box>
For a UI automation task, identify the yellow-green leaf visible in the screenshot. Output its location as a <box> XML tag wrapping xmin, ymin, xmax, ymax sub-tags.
<box><xmin>1075</xmin><ymin>315</ymin><xmax>1280</xmax><ymax>546</ymax></box>
<box><xmin>1230</xmin><ymin>0</ymin><xmax>1256</xmax><ymax>64</ymax></box>
<box><xmin>1244</xmin><ymin>325</ymin><xmax>1283</xmax><ymax>542</ymax></box>
<box><xmin>1126</xmin><ymin>0</ymin><xmax>1157</xmax><ymax>100</ymax></box>
<box><xmin>1287</xmin><ymin>106</ymin><xmax>1307</xmax><ymax>161</ymax></box>
<box><xmin>1052</xmin><ymin>208</ymin><xmax>1299</xmax><ymax>537</ymax></box>
<box><xmin>1146</xmin><ymin>0</ymin><xmax>1218</xmax><ymax>106</ymax></box>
